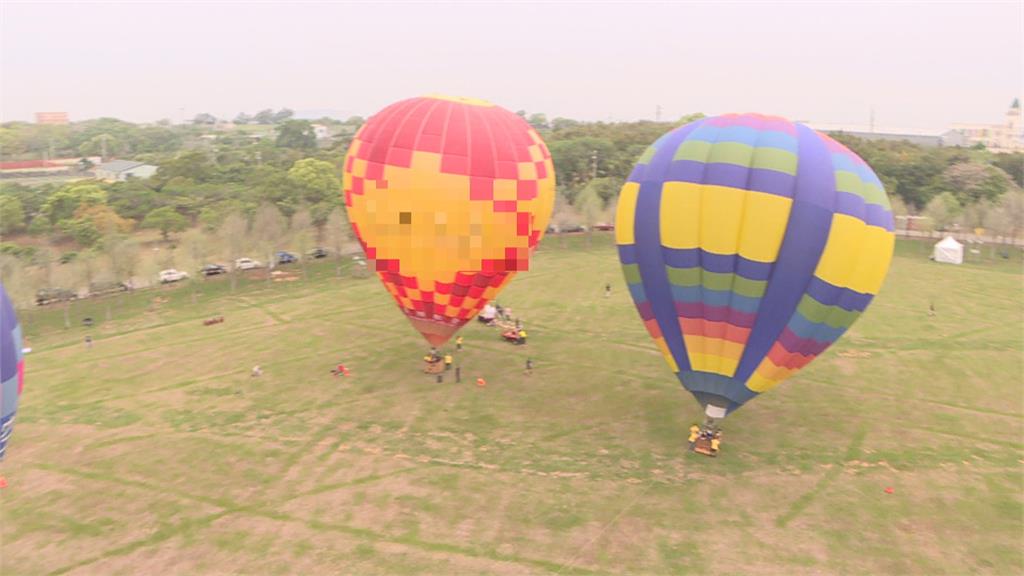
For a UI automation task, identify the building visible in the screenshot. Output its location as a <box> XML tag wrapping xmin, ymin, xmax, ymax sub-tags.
<box><xmin>949</xmin><ymin>99</ymin><xmax>1023</xmax><ymax>152</ymax></box>
<box><xmin>311</xmin><ymin>123</ymin><xmax>332</xmax><ymax>140</ymax></box>
<box><xmin>35</xmin><ymin>112</ymin><xmax>69</xmax><ymax>125</ymax></box>
<box><xmin>94</xmin><ymin>160</ymin><xmax>158</xmax><ymax>182</ymax></box>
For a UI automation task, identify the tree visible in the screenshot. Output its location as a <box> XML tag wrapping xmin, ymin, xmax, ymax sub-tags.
<box><xmin>937</xmin><ymin>162</ymin><xmax>1012</xmax><ymax>205</ymax></box>
<box><xmin>57</xmin><ymin>218</ymin><xmax>101</xmax><ymax>247</ymax></box>
<box><xmin>287</xmin><ymin>158</ymin><xmax>341</xmax><ymax>205</ymax></box>
<box><xmin>924</xmin><ymin>192</ymin><xmax>962</xmax><ymax>232</ymax></box>
<box><xmin>154</xmin><ymin>151</ymin><xmax>216</xmax><ymax>185</ymax></box>
<box><xmin>192</xmin><ymin>113</ymin><xmax>217</xmax><ymax>125</ymax></box>
<box><xmin>574</xmin><ymin>186</ymin><xmax>602</xmax><ymax>246</ymax></box>
<box><xmin>580</xmin><ymin>177</ymin><xmax>622</xmax><ymax>210</ymax></box>
<box><xmin>107</xmin><ymin>180</ymin><xmax>165</xmax><ymax>221</ymax></box>
<box><xmin>198</xmin><ymin>199</ymin><xmax>248</xmax><ymax>231</ymax></box>
<box><xmin>179</xmin><ymin>228</ymin><xmax>209</xmax><ymax>302</ymax></box>
<box><xmin>0</xmin><ymin>255</ymin><xmax>33</xmax><ymax>309</ymax></box>
<box><xmin>275</xmin><ymin>120</ymin><xmax>316</xmax><ymax>149</ymax></box>
<box><xmin>289</xmin><ymin>208</ymin><xmax>314</xmax><ymax>279</ymax></box>
<box><xmin>272</xmin><ymin>108</ymin><xmax>295</xmax><ymax>123</ymax></box>
<box><xmin>41</xmin><ymin>184</ymin><xmax>108</xmax><ymax>224</ymax></box>
<box><xmin>234</xmin><ymin>112</ymin><xmax>252</xmax><ymax>125</ymax></box>
<box><xmin>0</xmin><ymin>196</ymin><xmax>25</xmax><ymax>234</ymax></box>
<box><xmin>527</xmin><ymin>113</ymin><xmax>549</xmax><ymax>131</ymax></box>
<box><xmin>552</xmin><ymin>194</ymin><xmax>581</xmax><ymax>233</ymax></box>
<box><xmin>984</xmin><ymin>188</ymin><xmax>1024</xmax><ymax>242</ymax></box>
<box><xmin>251</xmin><ymin>203</ymin><xmax>286</xmax><ymax>283</ymax></box>
<box><xmin>218</xmin><ymin>213</ymin><xmax>249</xmax><ymax>291</ymax></box>
<box><xmin>253</xmin><ymin>109</ymin><xmax>275</xmax><ymax>124</ymax></box>
<box><xmin>324</xmin><ymin>207</ymin><xmax>350</xmax><ymax>277</ymax></box>
<box><xmin>991</xmin><ymin>153</ymin><xmax>1024</xmax><ymax>188</ymax></box>
<box><xmin>103</xmin><ymin>233</ymin><xmax>141</xmax><ymax>286</ymax></box>
<box><xmin>142</xmin><ymin>207</ymin><xmax>187</xmax><ymax>240</ymax></box>
<box><xmin>78</xmin><ymin>133</ymin><xmax>118</xmax><ymax>160</ymax></box>
<box><xmin>74</xmin><ymin>204</ymin><xmax>133</xmax><ymax>235</ymax></box>
<box><xmin>676</xmin><ymin>112</ymin><xmax>707</xmax><ymax>126</ymax></box>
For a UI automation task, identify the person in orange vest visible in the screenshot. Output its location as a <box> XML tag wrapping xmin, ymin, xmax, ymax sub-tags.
<box><xmin>444</xmin><ymin>354</ymin><xmax>453</xmax><ymax>370</ymax></box>
<box><xmin>688</xmin><ymin>425</ymin><xmax>700</xmax><ymax>447</ymax></box>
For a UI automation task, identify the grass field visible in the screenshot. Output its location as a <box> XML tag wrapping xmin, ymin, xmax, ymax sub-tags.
<box><xmin>1</xmin><ymin>234</ymin><xmax>1021</xmax><ymax>575</ymax></box>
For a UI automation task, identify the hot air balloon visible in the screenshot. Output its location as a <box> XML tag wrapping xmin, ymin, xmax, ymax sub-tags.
<box><xmin>616</xmin><ymin>113</ymin><xmax>894</xmax><ymax>420</ymax></box>
<box><xmin>343</xmin><ymin>95</ymin><xmax>556</xmax><ymax>346</ymax></box>
<box><xmin>1</xmin><ymin>282</ymin><xmax>25</xmax><ymax>461</ymax></box>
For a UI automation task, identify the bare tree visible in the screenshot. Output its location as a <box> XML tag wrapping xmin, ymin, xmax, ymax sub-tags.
<box><xmin>252</xmin><ymin>203</ymin><xmax>286</xmax><ymax>285</ymax></box>
<box><xmin>0</xmin><ymin>255</ymin><xmax>32</xmax><ymax>309</ymax></box>
<box><xmin>218</xmin><ymin>212</ymin><xmax>249</xmax><ymax>292</ymax></box>
<box><xmin>104</xmin><ymin>233</ymin><xmax>141</xmax><ymax>320</ymax></box>
<box><xmin>290</xmin><ymin>208</ymin><xmax>314</xmax><ymax>280</ymax></box>
<box><xmin>325</xmin><ymin>208</ymin><xmax>350</xmax><ymax>277</ymax></box>
<box><xmin>179</xmin><ymin>228</ymin><xmax>209</xmax><ymax>303</ymax></box>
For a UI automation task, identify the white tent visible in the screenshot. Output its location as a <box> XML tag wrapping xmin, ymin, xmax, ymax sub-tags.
<box><xmin>933</xmin><ymin>236</ymin><xmax>964</xmax><ymax>265</ymax></box>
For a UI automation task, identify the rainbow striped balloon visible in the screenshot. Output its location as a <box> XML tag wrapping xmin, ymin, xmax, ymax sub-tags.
<box><xmin>615</xmin><ymin>113</ymin><xmax>894</xmax><ymax>416</ymax></box>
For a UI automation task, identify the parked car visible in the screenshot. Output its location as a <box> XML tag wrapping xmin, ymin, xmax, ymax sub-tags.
<box><xmin>308</xmin><ymin>247</ymin><xmax>329</xmax><ymax>259</ymax></box>
<box><xmin>593</xmin><ymin>223</ymin><xmax>615</xmax><ymax>231</ymax></box>
<box><xmin>234</xmin><ymin>258</ymin><xmax>263</xmax><ymax>270</ymax></box>
<box><xmin>200</xmin><ymin>264</ymin><xmax>228</xmax><ymax>277</ymax></box>
<box><xmin>35</xmin><ymin>288</ymin><xmax>77</xmax><ymax>306</ymax></box>
<box><xmin>159</xmin><ymin>269</ymin><xmax>190</xmax><ymax>284</ymax></box>
<box><xmin>561</xmin><ymin>225</ymin><xmax>587</xmax><ymax>233</ymax></box>
<box><xmin>545</xmin><ymin>225</ymin><xmax>560</xmax><ymax>234</ymax></box>
<box><xmin>276</xmin><ymin>251</ymin><xmax>299</xmax><ymax>265</ymax></box>
<box><xmin>88</xmin><ymin>280</ymin><xmax>131</xmax><ymax>297</ymax></box>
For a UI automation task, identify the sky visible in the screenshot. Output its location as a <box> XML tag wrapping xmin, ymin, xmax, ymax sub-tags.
<box><xmin>1</xmin><ymin>1</ymin><xmax>1021</xmax><ymax>132</ymax></box>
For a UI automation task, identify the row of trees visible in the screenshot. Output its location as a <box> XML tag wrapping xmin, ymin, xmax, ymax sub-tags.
<box><xmin>3</xmin><ymin>112</ymin><xmax>1023</xmax><ymax>262</ymax></box>
<box><xmin>0</xmin><ymin>154</ymin><xmax>345</xmax><ymax>241</ymax></box>
<box><xmin>0</xmin><ymin>202</ymin><xmax>354</xmax><ymax>309</ymax></box>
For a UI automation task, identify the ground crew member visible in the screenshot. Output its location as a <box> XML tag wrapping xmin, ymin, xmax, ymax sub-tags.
<box><xmin>456</xmin><ymin>336</ymin><xmax>463</xmax><ymax>350</ymax></box>
<box><xmin>444</xmin><ymin>354</ymin><xmax>453</xmax><ymax>370</ymax></box>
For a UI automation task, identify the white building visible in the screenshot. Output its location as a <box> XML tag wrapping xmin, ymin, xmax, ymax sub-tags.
<box><xmin>950</xmin><ymin>99</ymin><xmax>1023</xmax><ymax>152</ymax></box>
<box><xmin>311</xmin><ymin>123</ymin><xmax>331</xmax><ymax>140</ymax></box>
<box><xmin>94</xmin><ymin>160</ymin><xmax>158</xmax><ymax>182</ymax></box>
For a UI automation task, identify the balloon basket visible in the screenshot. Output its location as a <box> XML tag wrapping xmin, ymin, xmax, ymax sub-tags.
<box><xmin>691</xmin><ymin>426</ymin><xmax>722</xmax><ymax>457</ymax></box>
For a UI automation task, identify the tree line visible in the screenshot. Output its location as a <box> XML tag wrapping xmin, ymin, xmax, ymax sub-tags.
<box><xmin>1</xmin><ymin>111</ymin><xmax>1022</xmax><ymax>307</ymax></box>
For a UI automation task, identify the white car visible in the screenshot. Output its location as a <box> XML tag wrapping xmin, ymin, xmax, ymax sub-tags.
<box><xmin>234</xmin><ymin>258</ymin><xmax>263</xmax><ymax>270</ymax></box>
<box><xmin>159</xmin><ymin>269</ymin><xmax>189</xmax><ymax>283</ymax></box>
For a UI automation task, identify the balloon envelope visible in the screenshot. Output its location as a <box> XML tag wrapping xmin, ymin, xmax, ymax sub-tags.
<box><xmin>343</xmin><ymin>95</ymin><xmax>555</xmax><ymax>346</ymax></box>
<box><xmin>1</xmin><ymin>283</ymin><xmax>24</xmax><ymax>460</ymax></box>
<box><xmin>616</xmin><ymin>114</ymin><xmax>894</xmax><ymax>415</ymax></box>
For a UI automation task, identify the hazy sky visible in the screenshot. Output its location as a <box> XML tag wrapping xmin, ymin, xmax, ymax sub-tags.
<box><xmin>2</xmin><ymin>1</ymin><xmax>1021</xmax><ymax>131</ymax></box>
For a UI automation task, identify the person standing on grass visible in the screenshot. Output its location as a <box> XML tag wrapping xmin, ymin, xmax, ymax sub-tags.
<box><xmin>605</xmin><ymin>283</ymin><xmax>611</xmax><ymax>298</ymax></box>
<box><xmin>84</xmin><ymin>335</ymin><xmax>93</xmax><ymax>349</ymax></box>
<box><xmin>525</xmin><ymin>358</ymin><xmax>533</xmax><ymax>376</ymax></box>
<box><xmin>456</xmin><ymin>336</ymin><xmax>463</xmax><ymax>350</ymax></box>
<box><xmin>444</xmin><ymin>353</ymin><xmax>453</xmax><ymax>370</ymax></box>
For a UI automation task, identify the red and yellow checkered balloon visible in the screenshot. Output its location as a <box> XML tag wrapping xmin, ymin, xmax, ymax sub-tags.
<box><xmin>343</xmin><ymin>95</ymin><xmax>556</xmax><ymax>346</ymax></box>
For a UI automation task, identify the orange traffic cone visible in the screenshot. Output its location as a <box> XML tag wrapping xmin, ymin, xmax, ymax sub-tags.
<box><xmin>0</xmin><ymin>476</ymin><xmax>7</xmax><ymax>489</ymax></box>
<box><xmin>476</xmin><ymin>377</ymin><xmax>486</xmax><ymax>387</ymax></box>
